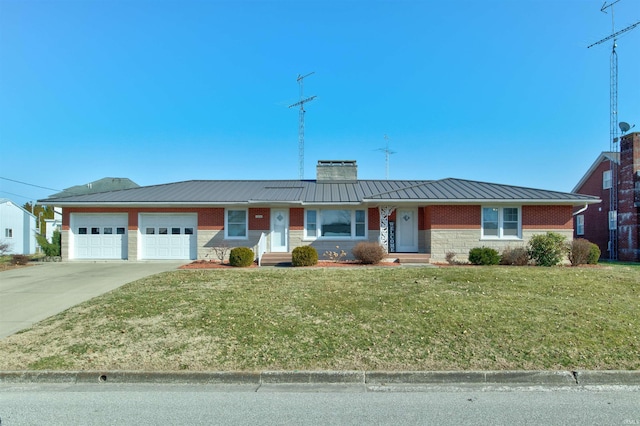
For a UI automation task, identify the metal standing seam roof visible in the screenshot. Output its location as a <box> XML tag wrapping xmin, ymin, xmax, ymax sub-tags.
<box><xmin>38</xmin><ymin>178</ymin><xmax>600</xmax><ymax>206</ymax></box>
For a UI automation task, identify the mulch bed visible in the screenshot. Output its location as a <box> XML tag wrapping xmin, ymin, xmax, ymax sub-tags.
<box><xmin>179</xmin><ymin>260</ymin><xmax>400</xmax><ymax>269</ymax></box>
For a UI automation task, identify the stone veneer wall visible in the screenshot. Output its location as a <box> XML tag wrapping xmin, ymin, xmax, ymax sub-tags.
<box><xmin>61</xmin><ymin>229</ymin><xmax>70</xmax><ymax>260</ymax></box>
<box><xmin>127</xmin><ymin>231</ymin><xmax>137</xmax><ymax>260</ymax></box>
<box><xmin>197</xmin><ymin>229</ymin><xmax>265</xmax><ymax>260</ymax></box>
<box><xmin>428</xmin><ymin>229</ymin><xmax>574</xmax><ymax>262</ymax></box>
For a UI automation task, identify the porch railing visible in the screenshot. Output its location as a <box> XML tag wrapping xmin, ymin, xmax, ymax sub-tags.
<box><xmin>256</xmin><ymin>232</ymin><xmax>267</xmax><ymax>266</ymax></box>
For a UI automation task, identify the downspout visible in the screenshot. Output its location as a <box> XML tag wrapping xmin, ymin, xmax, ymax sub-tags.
<box><xmin>572</xmin><ymin>204</ymin><xmax>589</xmax><ymax>216</ymax></box>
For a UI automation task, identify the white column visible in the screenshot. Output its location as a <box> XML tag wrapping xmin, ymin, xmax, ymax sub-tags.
<box><xmin>379</xmin><ymin>206</ymin><xmax>396</xmax><ymax>253</ymax></box>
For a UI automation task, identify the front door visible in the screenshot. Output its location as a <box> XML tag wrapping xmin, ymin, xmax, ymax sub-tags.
<box><xmin>396</xmin><ymin>208</ymin><xmax>418</xmax><ymax>252</ymax></box>
<box><xmin>271</xmin><ymin>209</ymin><xmax>289</xmax><ymax>252</ymax></box>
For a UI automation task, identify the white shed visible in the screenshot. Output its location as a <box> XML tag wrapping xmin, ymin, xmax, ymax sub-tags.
<box><xmin>0</xmin><ymin>199</ymin><xmax>37</xmax><ymax>255</ymax></box>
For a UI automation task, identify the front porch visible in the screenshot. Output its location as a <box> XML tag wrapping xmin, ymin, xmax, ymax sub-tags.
<box><xmin>260</xmin><ymin>252</ymin><xmax>431</xmax><ymax>266</ymax></box>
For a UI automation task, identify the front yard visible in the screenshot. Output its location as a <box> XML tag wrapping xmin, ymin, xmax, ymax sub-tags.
<box><xmin>0</xmin><ymin>265</ymin><xmax>638</xmax><ymax>371</ymax></box>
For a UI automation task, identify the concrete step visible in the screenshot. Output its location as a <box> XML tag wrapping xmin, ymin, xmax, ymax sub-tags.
<box><xmin>392</xmin><ymin>253</ymin><xmax>431</xmax><ymax>264</ymax></box>
<box><xmin>260</xmin><ymin>253</ymin><xmax>292</xmax><ymax>266</ymax></box>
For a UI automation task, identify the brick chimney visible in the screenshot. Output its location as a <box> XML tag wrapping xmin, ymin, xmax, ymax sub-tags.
<box><xmin>316</xmin><ymin>160</ymin><xmax>358</xmax><ymax>182</ymax></box>
<box><xmin>618</xmin><ymin>131</ymin><xmax>640</xmax><ymax>261</ymax></box>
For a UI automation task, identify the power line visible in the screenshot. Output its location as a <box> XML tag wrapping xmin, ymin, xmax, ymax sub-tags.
<box><xmin>0</xmin><ymin>176</ymin><xmax>61</xmax><ymax>192</ymax></box>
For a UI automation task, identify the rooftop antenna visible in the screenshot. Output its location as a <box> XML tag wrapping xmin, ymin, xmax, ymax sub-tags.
<box><xmin>288</xmin><ymin>72</ymin><xmax>317</xmax><ymax>179</ymax></box>
<box><xmin>588</xmin><ymin>1</ymin><xmax>639</xmax><ymax>261</ymax></box>
<box><xmin>376</xmin><ymin>134</ymin><xmax>396</xmax><ymax>179</ymax></box>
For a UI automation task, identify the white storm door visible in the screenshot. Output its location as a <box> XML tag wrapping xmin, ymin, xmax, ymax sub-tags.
<box><xmin>396</xmin><ymin>208</ymin><xmax>418</xmax><ymax>252</ymax></box>
<box><xmin>271</xmin><ymin>209</ymin><xmax>289</xmax><ymax>252</ymax></box>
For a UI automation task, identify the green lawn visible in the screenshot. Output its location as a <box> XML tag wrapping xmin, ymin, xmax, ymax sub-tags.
<box><xmin>1</xmin><ymin>265</ymin><xmax>638</xmax><ymax>371</ymax></box>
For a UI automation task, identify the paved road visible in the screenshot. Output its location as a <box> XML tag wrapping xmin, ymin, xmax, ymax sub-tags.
<box><xmin>0</xmin><ymin>262</ymin><xmax>185</xmax><ymax>338</ymax></box>
<box><xmin>1</xmin><ymin>383</ymin><xmax>639</xmax><ymax>425</ymax></box>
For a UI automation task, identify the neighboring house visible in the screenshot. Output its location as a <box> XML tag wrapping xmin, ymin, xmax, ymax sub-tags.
<box><xmin>573</xmin><ymin>132</ymin><xmax>640</xmax><ymax>261</ymax></box>
<box><xmin>40</xmin><ymin>178</ymin><xmax>138</xmax><ymax>242</ymax></box>
<box><xmin>44</xmin><ymin>207</ymin><xmax>62</xmax><ymax>243</ymax></box>
<box><xmin>0</xmin><ymin>199</ymin><xmax>37</xmax><ymax>255</ymax></box>
<box><xmin>38</xmin><ymin>160</ymin><xmax>599</xmax><ymax>263</ymax></box>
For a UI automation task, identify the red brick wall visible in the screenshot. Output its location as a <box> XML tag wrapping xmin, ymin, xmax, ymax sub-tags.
<box><xmin>63</xmin><ymin>207</ymin><xmax>226</xmax><ymax>231</ymax></box>
<box><xmin>573</xmin><ymin>158</ymin><xmax>613</xmax><ymax>257</ymax></box>
<box><xmin>522</xmin><ymin>205</ymin><xmax>572</xmax><ymax>229</ymax></box>
<box><xmin>428</xmin><ymin>205</ymin><xmax>481</xmax><ymax>229</ymax></box>
<box><xmin>290</xmin><ymin>208</ymin><xmax>304</xmax><ymax>231</ymax></box>
<box><xmin>248</xmin><ymin>208</ymin><xmax>270</xmax><ymax>230</ymax></box>
<box><xmin>368</xmin><ymin>208</ymin><xmax>379</xmax><ymax>230</ymax></box>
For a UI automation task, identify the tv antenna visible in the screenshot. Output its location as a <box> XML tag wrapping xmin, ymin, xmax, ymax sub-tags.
<box><xmin>588</xmin><ymin>0</ymin><xmax>640</xmax><ymax>260</ymax></box>
<box><xmin>288</xmin><ymin>72</ymin><xmax>317</xmax><ymax>179</ymax></box>
<box><xmin>376</xmin><ymin>134</ymin><xmax>396</xmax><ymax>179</ymax></box>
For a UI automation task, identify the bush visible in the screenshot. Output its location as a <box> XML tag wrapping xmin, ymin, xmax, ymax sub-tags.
<box><xmin>37</xmin><ymin>230</ymin><xmax>61</xmax><ymax>257</ymax></box>
<box><xmin>500</xmin><ymin>246</ymin><xmax>529</xmax><ymax>266</ymax></box>
<box><xmin>527</xmin><ymin>232</ymin><xmax>567</xmax><ymax>267</ymax></box>
<box><xmin>568</xmin><ymin>238</ymin><xmax>592</xmax><ymax>266</ymax></box>
<box><xmin>228</xmin><ymin>247</ymin><xmax>254</xmax><ymax>267</ymax></box>
<box><xmin>468</xmin><ymin>247</ymin><xmax>500</xmax><ymax>265</ymax></box>
<box><xmin>352</xmin><ymin>242</ymin><xmax>386</xmax><ymax>264</ymax></box>
<box><xmin>588</xmin><ymin>243</ymin><xmax>601</xmax><ymax>265</ymax></box>
<box><xmin>10</xmin><ymin>254</ymin><xmax>30</xmax><ymax>265</ymax></box>
<box><xmin>291</xmin><ymin>246</ymin><xmax>318</xmax><ymax>267</ymax></box>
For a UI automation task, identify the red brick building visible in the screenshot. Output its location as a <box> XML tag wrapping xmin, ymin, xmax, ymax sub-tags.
<box><xmin>573</xmin><ymin>132</ymin><xmax>640</xmax><ymax>261</ymax></box>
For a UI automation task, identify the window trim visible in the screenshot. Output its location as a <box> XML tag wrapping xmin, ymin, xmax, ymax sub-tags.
<box><xmin>303</xmin><ymin>208</ymin><xmax>368</xmax><ymax>240</ymax></box>
<box><xmin>225</xmin><ymin>208</ymin><xmax>248</xmax><ymax>239</ymax></box>
<box><xmin>481</xmin><ymin>206</ymin><xmax>522</xmax><ymax>240</ymax></box>
<box><xmin>576</xmin><ymin>214</ymin><xmax>584</xmax><ymax>236</ymax></box>
<box><xmin>5</xmin><ymin>228</ymin><xmax>13</xmax><ymax>238</ymax></box>
<box><xmin>603</xmin><ymin>170</ymin><xmax>612</xmax><ymax>189</ymax></box>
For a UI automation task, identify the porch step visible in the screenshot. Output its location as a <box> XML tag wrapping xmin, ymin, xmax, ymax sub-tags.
<box><xmin>391</xmin><ymin>253</ymin><xmax>431</xmax><ymax>264</ymax></box>
<box><xmin>260</xmin><ymin>253</ymin><xmax>292</xmax><ymax>266</ymax></box>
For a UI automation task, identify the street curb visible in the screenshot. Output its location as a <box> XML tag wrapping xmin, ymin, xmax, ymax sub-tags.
<box><xmin>1</xmin><ymin>370</ymin><xmax>639</xmax><ymax>385</ymax></box>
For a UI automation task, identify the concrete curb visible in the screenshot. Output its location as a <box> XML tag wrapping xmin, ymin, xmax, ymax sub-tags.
<box><xmin>1</xmin><ymin>370</ymin><xmax>639</xmax><ymax>386</ymax></box>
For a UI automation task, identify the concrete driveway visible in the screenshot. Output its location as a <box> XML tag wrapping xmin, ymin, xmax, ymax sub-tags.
<box><xmin>0</xmin><ymin>261</ymin><xmax>185</xmax><ymax>339</ymax></box>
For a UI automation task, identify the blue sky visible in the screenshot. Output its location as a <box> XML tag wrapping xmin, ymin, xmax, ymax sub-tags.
<box><xmin>1</xmin><ymin>0</ymin><xmax>639</xmax><ymax>205</ymax></box>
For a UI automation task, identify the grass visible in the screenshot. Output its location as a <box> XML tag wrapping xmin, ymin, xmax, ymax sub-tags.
<box><xmin>0</xmin><ymin>265</ymin><xmax>638</xmax><ymax>371</ymax></box>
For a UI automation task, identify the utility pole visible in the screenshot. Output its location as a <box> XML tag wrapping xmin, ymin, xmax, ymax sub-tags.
<box><xmin>288</xmin><ymin>73</ymin><xmax>317</xmax><ymax>180</ymax></box>
<box><xmin>588</xmin><ymin>1</ymin><xmax>639</xmax><ymax>260</ymax></box>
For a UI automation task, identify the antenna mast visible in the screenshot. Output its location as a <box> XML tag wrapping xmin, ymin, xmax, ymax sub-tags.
<box><xmin>288</xmin><ymin>72</ymin><xmax>317</xmax><ymax>179</ymax></box>
<box><xmin>376</xmin><ymin>134</ymin><xmax>397</xmax><ymax>179</ymax></box>
<box><xmin>588</xmin><ymin>1</ymin><xmax>639</xmax><ymax>260</ymax></box>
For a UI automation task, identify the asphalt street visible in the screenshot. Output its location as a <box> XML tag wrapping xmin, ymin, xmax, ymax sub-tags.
<box><xmin>1</xmin><ymin>383</ymin><xmax>639</xmax><ymax>425</ymax></box>
<box><xmin>0</xmin><ymin>261</ymin><xmax>185</xmax><ymax>338</ymax></box>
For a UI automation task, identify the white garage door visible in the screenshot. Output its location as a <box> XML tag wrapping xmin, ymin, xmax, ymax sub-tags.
<box><xmin>72</xmin><ymin>214</ymin><xmax>128</xmax><ymax>260</ymax></box>
<box><xmin>140</xmin><ymin>214</ymin><xmax>197</xmax><ymax>260</ymax></box>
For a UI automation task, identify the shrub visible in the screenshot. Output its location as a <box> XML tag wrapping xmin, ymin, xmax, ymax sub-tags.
<box><xmin>527</xmin><ymin>232</ymin><xmax>567</xmax><ymax>267</ymax></box>
<box><xmin>0</xmin><ymin>241</ymin><xmax>10</xmax><ymax>256</ymax></box>
<box><xmin>10</xmin><ymin>254</ymin><xmax>30</xmax><ymax>265</ymax></box>
<box><xmin>228</xmin><ymin>247</ymin><xmax>254</xmax><ymax>267</ymax></box>
<box><xmin>588</xmin><ymin>243</ymin><xmax>601</xmax><ymax>265</ymax></box>
<box><xmin>568</xmin><ymin>238</ymin><xmax>592</xmax><ymax>266</ymax></box>
<box><xmin>36</xmin><ymin>230</ymin><xmax>61</xmax><ymax>257</ymax></box>
<box><xmin>500</xmin><ymin>246</ymin><xmax>529</xmax><ymax>266</ymax></box>
<box><xmin>352</xmin><ymin>242</ymin><xmax>386</xmax><ymax>264</ymax></box>
<box><xmin>292</xmin><ymin>246</ymin><xmax>318</xmax><ymax>267</ymax></box>
<box><xmin>468</xmin><ymin>247</ymin><xmax>500</xmax><ymax>265</ymax></box>
<box><xmin>445</xmin><ymin>251</ymin><xmax>457</xmax><ymax>265</ymax></box>
<box><xmin>323</xmin><ymin>246</ymin><xmax>347</xmax><ymax>263</ymax></box>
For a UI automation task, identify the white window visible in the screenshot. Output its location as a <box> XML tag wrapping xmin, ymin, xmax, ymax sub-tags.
<box><xmin>226</xmin><ymin>209</ymin><xmax>247</xmax><ymax>238</ymax></box>
<box><xmin>482</xmin><ymin>207</ymin><xmax>521</xmax><ymax>239</ymax></box>
<box><xmin>576</xmin><ymin>215</ymin><xmax>584</xmax><ymax>236</ymax></box>
<box><xmin>4</xmin><ymin>228</ymin><xmax>12</xmax><ymax>238</ymax></box>
<box><xmin>304</xmin><ymin>209</ymin><xmax>367</xmax><ymax>239</ymax></box>
<box><xmin>603</xmin><ymin>170</ymin><xmax>612</xmax><ymax>189</ymax></box>
<box><xmin>608</xmin><ymin>210</ymin><xmax>617</xmax><ymax>231</ymax></box>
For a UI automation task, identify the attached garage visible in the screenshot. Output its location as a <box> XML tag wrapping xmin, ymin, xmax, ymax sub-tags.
<box><xmin>71</xmin><ymin>213</ymin><xmax>128</xmax><ymax>260</ymax></box>
<box><xmin>139</xmin><ymin>213</ymin><xmax>197</xmax><ymax>260</ymax></box>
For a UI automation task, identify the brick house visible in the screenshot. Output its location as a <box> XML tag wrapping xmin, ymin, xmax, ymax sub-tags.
<box><xmin>573</xmin><ymin>132</ymin><xmax>640</xmax><ymax>261</ymax></box>
<box><xmin>39</xmin><ymin>160</ymin><xmax>599</xmax><ymax>264</ymax></box>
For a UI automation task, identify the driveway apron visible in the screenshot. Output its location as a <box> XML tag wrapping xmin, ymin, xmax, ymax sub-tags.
<box><xmin>0</xmin><ymin>262</ymin><xmax>184</xmax><ymax>339</ymax></box>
